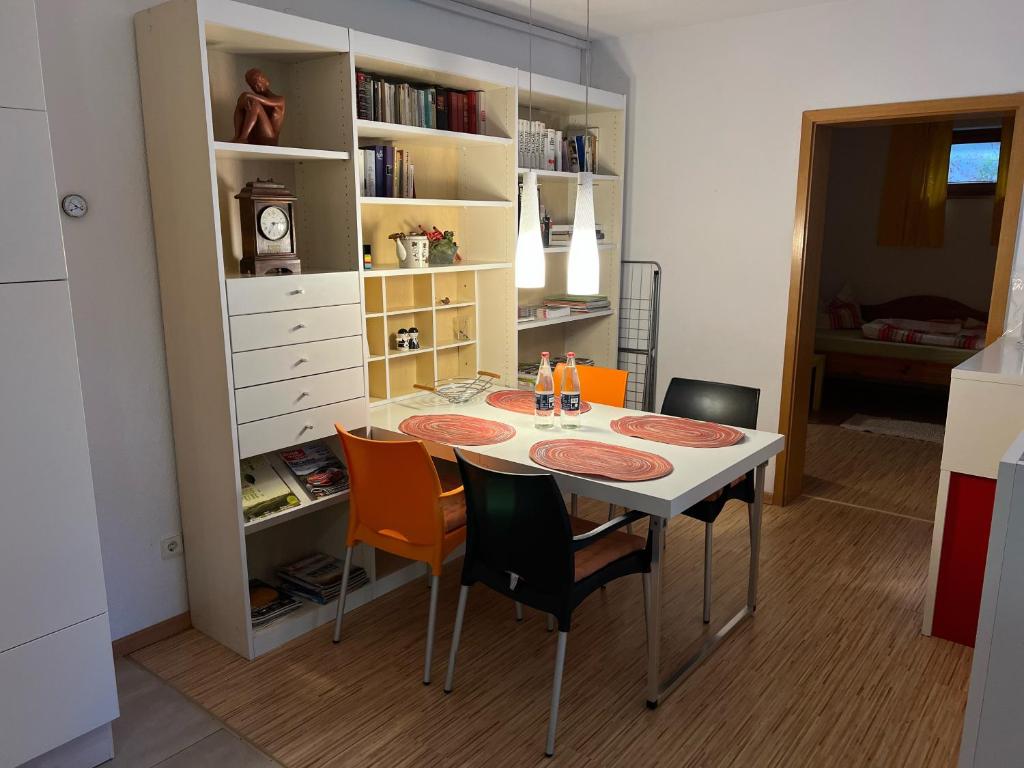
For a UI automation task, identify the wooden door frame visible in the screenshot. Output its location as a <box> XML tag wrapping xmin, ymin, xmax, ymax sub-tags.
<box><xmin>775</xmin><ymin>93</ymin><xmax>1024</xmax><ymax>506</ymax></box>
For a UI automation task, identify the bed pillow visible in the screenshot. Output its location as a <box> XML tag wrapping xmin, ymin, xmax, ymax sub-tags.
<box><xmin>826</xmin><ymin>296</ymin><xmax>864</xmax><ymax>329</ymax></box>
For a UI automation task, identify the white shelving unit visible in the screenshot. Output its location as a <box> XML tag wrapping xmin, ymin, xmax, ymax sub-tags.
<box><xmin>134</xmin><ymin>0</ymin><xmax>627</xmax><ymax>660</ymax></box>
<box><xmin>515</xmin><ymin>72</ymin><xmax>627</xmax><ymax>383</ymax></box>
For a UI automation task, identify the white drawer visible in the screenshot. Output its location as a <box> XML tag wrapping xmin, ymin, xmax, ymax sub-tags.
<box><xmin>232</xmin><ymin>336</ymin><xmax>363</xmax><ymax>388</ymax></box>
<box><xmin>230</xmin><ymin>305</ymin><xmax>362</xmax><ymax>352</ymax></box>
<box><xmin>226</xmin><ymin>272</ymin><xmax>360</xmax><ymax>316</ymax></box>
<box><xmin>236</xmin><ymin>368</ymin><xmax>364</xmax><ymax>424</ymax></box>
<box><xmin>237</xmin><ymin>399</ymin><xmax>366</xmax><ymax>458</ymax></box>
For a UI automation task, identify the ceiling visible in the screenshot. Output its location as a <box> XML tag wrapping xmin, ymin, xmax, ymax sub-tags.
<box><xmin>445</xmin><ymin>0</ymin><xmax>839</xmax><ymax>38</ymax></box>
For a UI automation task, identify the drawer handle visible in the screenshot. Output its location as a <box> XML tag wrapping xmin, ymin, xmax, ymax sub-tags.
<box><xmin>290</xmin><ymin>288</ymin><xmax>305</xmax><ymax>295</ymax></box>
<box><xmin>298</xmin><ymin>390</ymin><xmax>310</xmax><ymax>399</ymax></box>
<box><xmin>296</xmin><ymin>357</ymin><xmax>309</xmax><ymax>365</ymax></box>
<box><xmin>301</xmin><ymin>423</ymin><xmax>314</xmax><ymax>433</ymax></box>
<box><xmin>293</xmin><ymin>323</ymin><xmax>307</xmax><ymax>330</ymax></box>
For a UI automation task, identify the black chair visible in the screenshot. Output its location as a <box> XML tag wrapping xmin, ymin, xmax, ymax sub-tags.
<box><xmin>660</xmin><ymin>377</ymin><xmax>760</xmax><ymax>624</ymax></box>
<box><xmin>444</xmin><ymin>450</ymin><xmax>651</xmax><ymax>758</ymax></box>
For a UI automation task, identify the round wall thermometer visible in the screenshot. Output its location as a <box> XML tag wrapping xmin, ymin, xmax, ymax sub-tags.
<box><xmin>61</xmin><ymin>194</ymin><xmax>88</xmax><ymax>218</ymax></box>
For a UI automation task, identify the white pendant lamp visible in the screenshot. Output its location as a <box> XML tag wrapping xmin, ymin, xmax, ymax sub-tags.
<box><xmin>567</xmin><ymin>171</ymin><xmax>599</xmax><ymax>294</ymax></box>
<box><xmin>515</xmin><ymin>0</ymin><xmax>545</xmax><ymax>289</ymax></box>
<box><xmin>567</xmin><ymin>0</ymin><xmax>600</xmax><ymax>296</ymax></box>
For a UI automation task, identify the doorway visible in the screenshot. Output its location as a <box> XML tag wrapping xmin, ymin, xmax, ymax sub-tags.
<box><xmin>776</xmin><ymin>94</ymin><xmax>1024</xmax><ymax>506</ymax></box>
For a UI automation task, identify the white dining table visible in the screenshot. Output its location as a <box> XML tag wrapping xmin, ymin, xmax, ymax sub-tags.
<box><xmin>369</xmin><ymin>390</ymin><xmax>785</xmax><ymax>707</ymax></box>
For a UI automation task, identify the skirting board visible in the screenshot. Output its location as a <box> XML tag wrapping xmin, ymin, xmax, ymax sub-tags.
<box><xmin>112</xmin><ymin>611</ymin><xmax>191</xmax><ymax>657</ymax></box>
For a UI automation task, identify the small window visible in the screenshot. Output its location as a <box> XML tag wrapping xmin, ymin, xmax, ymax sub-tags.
<box><xmin>948</xmin><ymin>128</ymin><xmax>1001</xmax><ymax>197</ymax></box>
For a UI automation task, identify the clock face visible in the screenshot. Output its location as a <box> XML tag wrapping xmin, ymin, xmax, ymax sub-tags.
<box><xmin>61</xmin><ymin>194</ymin><xmax>88</xmax><ymax>218</ymax></box>
<box><xmin>258</xmin><ymin>205</ymin><xmax>290</xmax><ymax>241</ymax></box>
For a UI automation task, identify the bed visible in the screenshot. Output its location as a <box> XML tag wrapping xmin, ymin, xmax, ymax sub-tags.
<box><xmin>815</xmin><ymin>295</ymin><xmax>987</xmax><ymax>387</ymax></box>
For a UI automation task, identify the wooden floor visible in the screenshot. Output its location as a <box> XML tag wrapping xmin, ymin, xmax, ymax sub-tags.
<box><xmin>133</xmin><ymin>493</ymin><xmax>970</xmax><ymax>768</ymax></box>
<box><xmin>803</xmin><ymin>422</ymin><xmax>942</xmax><ymax>521</ymax></box>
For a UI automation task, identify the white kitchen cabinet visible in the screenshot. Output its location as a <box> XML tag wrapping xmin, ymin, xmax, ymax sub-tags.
<box><xmin>0</xmin><ymin>0</ymin><xmax>46</xmax><ymax>110</ymax></box>
<box><xmin>0</xmin><ymin>282</ymin><xmax>109</xmax><ymax>653</ymax></box>
<box><xmin>0</xmin><ymin>107</ymin><xmax>67</xmax><ymax>283</ymax></box>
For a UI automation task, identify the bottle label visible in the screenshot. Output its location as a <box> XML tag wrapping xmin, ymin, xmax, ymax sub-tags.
<box><xmin>535</xmin><ymin>393</ymin><xmax>555</xmax><ymax>412</ymax></box>
<box><xmin>560</xmin><ymin>393</ymin><xmax>581</xmax><ymax>412</ymax></box>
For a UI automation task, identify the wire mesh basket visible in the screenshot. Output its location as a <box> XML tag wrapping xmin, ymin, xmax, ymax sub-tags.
<box><xmin>413</xmin><ymin>370</ymin><xmax>501</xmax><ymax>404</ymax></box>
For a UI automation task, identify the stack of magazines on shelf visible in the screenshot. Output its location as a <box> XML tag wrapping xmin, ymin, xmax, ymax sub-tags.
<box><xmin>543</xmin><ymin>294</ymin><xmax>611</xmax><ymax>314</ymax></box>
<box><xmin>548</xmin><ymin>223</ymin><xmax>605</xmax><ymax>245</ymax></box>
<box><xmin>240</xmin><ymin>455</ymin><xmax>300</xmax><ymax>523</ymax></box>
<box><xmin>517</xmin><ymin>304</ymin><xmax>570</xmax><ymax>322</ymax></box>
<box><xmin>249</xmin><ymin>579</ymin><xmax>302</xmax><ymax>629</ymax></box>
<box><xmin>278</xmin><ymin>442</ymin><xmax>349</xmax><ymax>500</ymax></box>
<box><xmin>276</xmin><ymin>552</ymin><xmax>369</xmax><ymax>605</ymax></box>
<box><xmin>518</xmin><ymin>121</ymin><xmax>598</xmax><ymax>173</ymax></box>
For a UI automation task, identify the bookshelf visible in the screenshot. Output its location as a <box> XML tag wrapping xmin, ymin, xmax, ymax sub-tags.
<box><xmin>350</xmin><ymin>30</ymin><xmax>519</xmax><ymax>404</ymax></box>
<box><xmin>514</xmin><ymin>72</ymin><xmax>626</xmax><ymax>386</ymax></box>
<box><xmin>135</xmin><ymin>0</ymin><xmax>626</xmax><ymax>660</ymax></box>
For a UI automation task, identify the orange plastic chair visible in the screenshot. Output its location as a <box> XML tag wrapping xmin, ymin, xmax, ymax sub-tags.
<box><xmin>333</xmin><ymin>426</ymin><xmax>467</xmax><ymax>684</ymax></box>
<box><xmin>553</xmin><ymin>363</ymin><xmax>628</xmax><ymax>408</ymax></box>
<box><xmin>552</xmin><ymin>365</ymin><xmax>630</xmax><ymax>523</ymax></box>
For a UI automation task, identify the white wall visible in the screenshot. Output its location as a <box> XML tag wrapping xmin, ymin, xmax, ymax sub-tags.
<box><xmin>597</xmin><ymin>0</ymin><xmax>1024</xmax><ymax>490</ymax></box>
<box><xmin>33</xmin><ymin>0</ymin><xmax>588</xmax><ymax>640</ymax></box>
<box><xmin>819</xmin><ymin>125</ymin><xmax>998</xmax><ymax>312</ymax></box>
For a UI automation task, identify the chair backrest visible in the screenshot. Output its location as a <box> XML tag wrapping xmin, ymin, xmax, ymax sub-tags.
<box><xmin>337</xmin><ymin>427</ymin><xmax>443</xmax><ymax>546</ymax></box>
<box><xmin>660</xmin><ymin>378</ymin><xmax>760</xmax><ymax>429</ymax></box>
<box><xmin>553</xmin><ymin>363</ymin><xmax>629</xmax><ymax>408</ymax></box>
<box><xmin>455</xmin><ymin>450</ymin><xmax>575</xmax><ymax>591</ymax></box>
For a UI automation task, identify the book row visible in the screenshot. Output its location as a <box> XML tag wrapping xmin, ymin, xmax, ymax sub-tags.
<box><xmin>356</xmin><ymin>145</ymin><xmax>415</xmax><ymax>198</ymax></box>
<box><xmin>518</xmin><ymin>119</ymin><xmax>598</xmax><ymax>173</ymax></box>
<box><xmin>356</xmin><ymin>70</ymin><xmax>487</xmax><ymax>135</ymax></box>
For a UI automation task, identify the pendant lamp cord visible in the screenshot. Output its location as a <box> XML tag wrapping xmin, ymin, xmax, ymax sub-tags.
<box><xmin>585</xmin><ymin>0</ymin><xmax>590</xmax><ymax>134</ymax></box>
<box><xmin>528</xmin><ymin>0</ymin><xmax>533</xmax><ymax>125</ymax></box>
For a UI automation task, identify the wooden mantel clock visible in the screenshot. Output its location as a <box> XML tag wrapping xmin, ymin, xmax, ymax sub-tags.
<box><xmin>235</xmin><ymin>178</ymin><xmax>300</xmax><ymax>275</ymax></box>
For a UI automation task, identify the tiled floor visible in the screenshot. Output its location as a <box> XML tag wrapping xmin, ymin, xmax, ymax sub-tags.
<box><xmin>102</xmin><ymin>657</ymin><xmax>281</xmax><ymax>767</ymax></box>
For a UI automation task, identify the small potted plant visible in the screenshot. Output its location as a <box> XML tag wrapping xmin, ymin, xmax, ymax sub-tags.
<box><xmin>424</xmin><ymin>227</ymin><xmax>460</xmax><ymax>265</ymax></box>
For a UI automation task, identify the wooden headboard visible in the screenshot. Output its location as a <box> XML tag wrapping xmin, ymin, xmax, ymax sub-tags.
<box><xmin>860</xmin><ymin>295</ymin><xmax>988</xmax><ymax>323</ymax></box>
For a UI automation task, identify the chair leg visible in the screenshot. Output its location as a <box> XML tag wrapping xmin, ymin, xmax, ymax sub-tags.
<box><xmin>423</xmin><ymin>574</ymin><xmax>440</xmax><ymax>685</ymax></box>
<box><xmin>515</xmin><ymin>601</ymin><xmax>524</xmax><ymax>622</ymax></box>
<box><xmin>444</xmin><ymin>585</ymin><xmax>470</xmax><ymax>693</ymax></box>
<box><xmin>571</xmin><ymin>493</ymin><xmax>579</xmax><ymax>516</ymax></box>
<box><xmin>332</xmin><ymin>545</ymin><xmax>354</xmax><ymax>643</ymax></box>
<box><xmin>545</xmin><ymin>631</ymin><xmax>569</xmax><ymax>757</ymax></box>
<box><xmin>547</xmin><ymin>614</ymin><xmax>555</xmax><ymax>632</ymax></box>
<box><xmin>703</xmin><ymin>523</ymin><xmax>713</xmax><ymax>624</ymax></box>
<box><xmin>642</xmin><ymin>571</ymin><xmax>652</xmax><ymax>647</ymax></box>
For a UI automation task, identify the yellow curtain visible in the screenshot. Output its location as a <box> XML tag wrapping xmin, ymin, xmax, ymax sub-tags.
<box><xmin>878</xmin><ymin>121</ymin><xmax>953</xmax><ymax>248</ymax></box>
<box><xmin>992</xmin><ymin>117</ymin><xmax>1013</xmax><ymax>246</ymax></box>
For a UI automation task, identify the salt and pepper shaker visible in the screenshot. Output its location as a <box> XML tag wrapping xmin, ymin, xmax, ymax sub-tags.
<box><xmin>396</xmin><ymin>327</ymin><xmax>409</xmax><ymax>351</ymax></box>
<box><xmin>408</xmin><ymin>326</ymin><xmax>420</xmax><ymax>350</ymax></box>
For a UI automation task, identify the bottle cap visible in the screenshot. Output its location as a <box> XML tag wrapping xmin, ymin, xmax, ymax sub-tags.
<box><xmin>567</xmin><ymin>352</ymin><xmax>575</xmax><ymax>358</ymax></box>
<box><xmin>541</xmin><ymin>351</ymin><xmax>550</xmax><ymax>358</ymax></box>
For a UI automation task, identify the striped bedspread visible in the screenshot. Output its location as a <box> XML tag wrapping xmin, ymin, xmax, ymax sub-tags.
<box><xmin>861</xmin><ymin>318</ymin><xmax>985</xmax><ymax>350</ymax></box>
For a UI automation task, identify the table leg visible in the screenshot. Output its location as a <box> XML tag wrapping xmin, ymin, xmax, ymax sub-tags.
<box><xmin>645</xmin><ymin>462</ymin><xmax>768</xmax><ymax>708</ymax></box>
<box><xmin>645</xmin><ymin>516</ymin><xmax>666</xmax><ymax>708</ymax></box>
<box><xmin>748</xmin><ymin>463</ymin><xmax>765</xmax><ymax>611</ymax></box>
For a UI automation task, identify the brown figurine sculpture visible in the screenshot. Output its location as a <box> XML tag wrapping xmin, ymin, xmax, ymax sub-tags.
<box><xmin>232</xmin><ymin>68</ymin><xmax>285</xmax><ymax>145</ymax></box>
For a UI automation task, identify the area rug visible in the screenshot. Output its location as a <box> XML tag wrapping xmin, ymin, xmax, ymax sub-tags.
<box><xmin>840</xmin><ymin>414</ymin><xmax>945</xmax><ymax>444</ymax></box>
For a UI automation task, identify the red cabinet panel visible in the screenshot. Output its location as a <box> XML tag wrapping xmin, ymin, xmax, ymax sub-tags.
<box><xmin>932</xmin><ymin>472</ymin><xmax>997</xmax><ymax>647</ymax></box>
